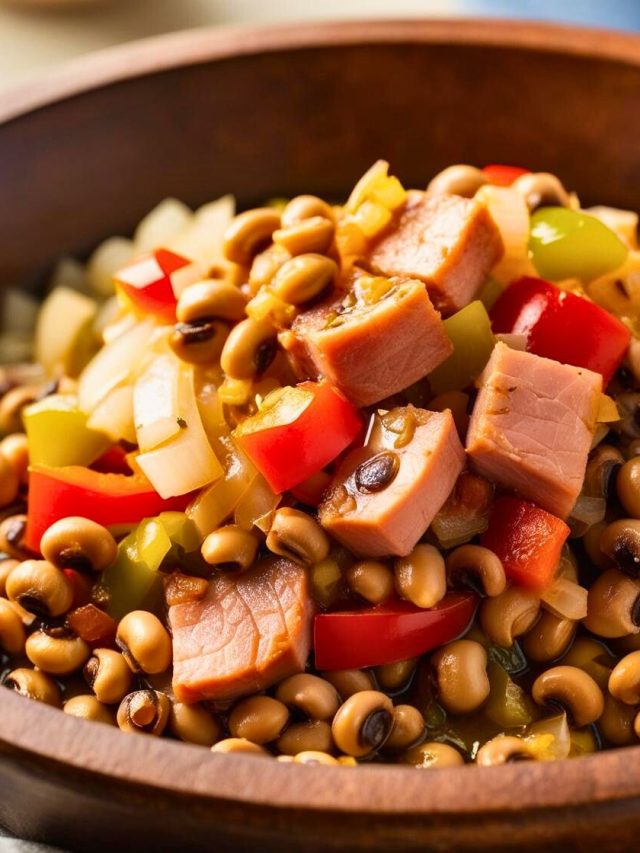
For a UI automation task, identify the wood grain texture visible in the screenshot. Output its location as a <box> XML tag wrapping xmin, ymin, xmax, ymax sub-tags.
<box><xmin>1</xmin><ymin>17</ymin><xmax>640</xmax><ymax>851</ymax></box>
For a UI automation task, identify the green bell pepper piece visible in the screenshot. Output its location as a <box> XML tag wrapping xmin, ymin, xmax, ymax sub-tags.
<box><xmin>23</xmin><ymin>394</ymin><xmax>110</xmax><ymax>466</ymax></box>
<box><xmin>530</xmin><ymin>206</ymin><xmax>628</xmax><ymax>282</ymax></box>
<box><xmin>484</xmin><ymin>661</ymin><xmax>538</xmax><ymax>729</ymax></box>
<box><xmin>477</xmin><ymin>276</ymin><xmax>504</xmax><ymax>312</ymax></box>
<box><xmin>429</xmin><ymin>301</ymin><xmax>495</xmax><ymax>394</ymax></box>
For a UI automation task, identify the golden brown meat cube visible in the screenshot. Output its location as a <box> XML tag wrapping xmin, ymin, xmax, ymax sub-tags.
<box><xmin>363</xmin><ymin>190</ymin><xmax>503</xmax><ymax>314</ymax></box>
<box><xmin>283</xmin><ymin>277</ymin><xmax>452</xmax><ymax>407</ymax></box>
<box><xmin>319</xmin><ymin>406</ymin><xmax>465</xmax><ymax>557</ymax></box>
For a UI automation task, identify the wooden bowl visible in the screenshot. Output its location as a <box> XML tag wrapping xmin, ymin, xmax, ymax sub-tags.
<box><xmin>1</xmin><ymin>19</ymin><xmax>640</xmax><ymax>851</ymax></box>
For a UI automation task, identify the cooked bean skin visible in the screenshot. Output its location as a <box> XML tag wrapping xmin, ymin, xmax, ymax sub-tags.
<box><xmin>40</xmin><ymin>517</ymin><xmax>117</xmax><ymax>573</ymax></box>
<box><xmin>445</xmin><ymin>544</ymin><xmax>506</xmax><ymax>597</ymax></box>
<box><xmin>64</xmin><ymin>695</ymin><xmax>115</xmax><ymax>725</ymax></box>
<box><xmin>522</xmin><ymin>611</ymin><xmax>577</xmax><ymax>663</ymax></box>
<box><xmin>228</xmin><ymin>696</ymin><xmax>290</xmax><ymax>744</ymax></box>
<box><xmin>266</xmin><ymin>508</ymin><xmax>330</xmax><ymax>566</ymax></box>
<box><xmin>25</xmin><ymin>628</ymin><xmax>90</xmax><ymax>676</ymax></box>
<box><xmin>3</xmin><ymin>667</ymin><xmax>61</xmax><ymax>707</ymax></box>
<box><xmin>117</xmin><ymin>690</ymin><xmax>171</xmax><ymax>736</ymax></box>
<box><xmin>599</xmin><ymin>519</ymin><xmax>640</xmax><ymax>576</ymax></box>
<box><xmin>431</xmin><ymin>640</ymin><xmax>490</xmax><ymax>715</ymax></box>
<box><xmin>211</xmin><ymin>738</ymin><xmax>268</xmax><ymax>756</ymax></box>
<box><xmin>331</xmin><ymin>691</ymin><xmax>394</xmax><ymax>757</ymax></box>
<box><xmin>531</xmin><ymin>666</ymin><xmax>604</xmax><ymax>727</ymax></box>
<box><xmin>427</xmin><ymin>164</ymin><xmax>487</xmax><ymax>197</ymax></box>
<box><xmin>0</xmin><ymin>597</ymin><xmax>26</xmax><ymax>655</ymax></box>
<box><xmin>276</xmin><ymin>720</ymin><xmax>334</xmax><ymax>756</ymax></box>
<box><xmin>5</xmin><ymin>559</ymin><xmax>73</xmax><ymax>618</ymax></box>
<box><xmin>480</xmin><ymin>586</ymin><xmax>541</xmax><ymax>648</ymax></box>
<box><xmin>400</xmin><ymin>741</ymin><xmax>464</xmax><ymax>768</ymax></box>
<box><xmin>170</xmin><ymin>703</ymin><xmax>223</xmax><ymax>747</ymax></box>
<box><xmin>394</xmin><ymin>544</ymin><xmax>446</xmax><ymax>609</ymax></box>
<box><xmin>476</xmin><ymin>736</ymin><xmax>535</xmax><ymax>766</ymax></box>
<box><xmin>584</xmin><ymin>569</ymin><xmax>640</xmax><ymax>638</ymax></box>
<box><xmin>83</xmin><ymin>649</ymin><xmax>132</xmax><ymax>705</ymax></box>
<box><xmin>346</xmin><ymin>560</ymin><xmax>394</xmax><ymax>605</ymax></box>
<box><xmin>223</xmin><ymin>208</ymin><xmax>281</xmax><ymax>266</ymax></box>
<box><xmin>116</xmin><ymin>611</ymin><xmax>172</xmax><ymax>675</ymax></box>
<box><xmin>322</xmin><ymin>669</ymin><xmax>375</xmax><ymax>700</ymax></box>
<box><xmin>384</xmin><ymin>704</ymin><xmax>425</xmax><ymax>751</ymax></box>
<box><xmin>375</xmin><ymin>658</ymin><xmax>418</xmax><ymax>692</ymax></box>
<box><xmin>275</xmin><ymin>674</ymin><xmax>341</xmax><ymax>721</ymax></box>
<box><xmin>608</xmin><ymin>651</ymin><xmax>640</xmax><ymax>705</ymax></box>
<box><xmin>201</xmin><ymin>525</ymin><xmax>259</xmax><ymax>572</ymax></box>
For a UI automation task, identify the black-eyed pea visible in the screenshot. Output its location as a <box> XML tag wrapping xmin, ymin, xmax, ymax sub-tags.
<box><xmin>220</xmin><ymin>317</ymin><xmax>277</xmax><ymax>379</ymax></box>
<box><xmin>599</xmin><ymin>519</ymin><xmax>640</xmax><ymax>576</ymax></box>
<box><xmin>281</xmin><ymin>195</ymin><xmax>335</xmax><ymax>228</ymax></box>
<box><xmin>431</xmin><ymin>640</ymin><xmax>490</xmax><ymax>715</ymax></box>
<box><xmin>275</xmin><ymin>673</ymin><xmax>340</xmax><ymax>721</ymax></box>
<box><xmin>276</xmin><ymin>720</ymin><xmax>334</xmax><ymax>756</ymax></box>
<box><xmin>598</xmin><ymin>694</ymin><xmax>638</xmax><ymax>746</ymax></box>
<box><xmin>211</xmin><ymin>738</ymin><xmax>268</xmax><ymax>756</ymax></box>
<box><xmin>609</xmin><ymin>651</ymin><xmax>640</xmax><ymax>705</ymax></box>
<box><xmin>272</xmin><ymin>217</ymin><xmax>335</xmax><ymax>257</ymax></box>
<box><xmin>445</xmin><ymin>544</ymin><xmax>506</xmax><ymax>597</ymax></box>
<box><xmin>3</xmin><ymin>667</ymin><xmax>61</xmax><ymax>707</ymax></box>
<box><xmin>0</xmin><ymin>434</ymin><xmax>29</xmax><ymax>486</ymax></box>
<box><xmin>0</xmin><ymin>386</ymin><xmax>38</xmax><ymax>435</ymax></box>
<box><xmin>584</xmin><ymin>569</ymin><xmax>640</xmax><ymax>638</ymax></box>
<box><xmin>83</xmin><ymin>649</ymin><xmax>132</xmax><ymax>705</ymax></box>
<box><xmin>521</xmin><ymin>611</ymin><xmax>577</xmax><ymax>663</ymax></box>
<box><xmin>331</xmin><ymin>690</ymin><xmax>394</xmax><ymax>757</ymax></box>
<box><xmin>426</xmin><ymin>164</ymin><xmax>488</xmax><ymax>197</ymax></box>
<box><xmin>271</xmin><ymin>254</ymin><xmax>337</xmax><ymax>305</ymax></box>
<box><xmin>0</xmin><ymin>558</ymin><xmax>18</xmax><ymax>597</ymax></box>
<box><xmin>531</xmin><ymin>666</ymin><xmax>604</xmax><ymax>727</ymax></box>
<box><xmin>117</xmin><ymin>690</ymin><xmax>171</xmax><ymax>736</ymax></box>
<box><xmin>201</xmin><ymin>525</ymin><xmax>259</xmax><ymax>572</ymax></box>
<box><xmin>176</xmin><ymin>279</ymin><xmax>246</xmax><ymax>324</ymax></box>
<box><xmin>293</xmin><ymin>751</ymin><xmax>339</xmax><ymax>766</ymax></box>
<box><xmin>394</xmin><ymin>544</ymin><xmax>446</xmax><ymax>609</ymax></box>
<box><xmin>170</xmin><ymin>320</ymin><xmax>229</xmax><ymax>365</ymax></box>
<box><xmin>40</xmin><ymin>517</ymin><xmax>117</xmax><ymax>573</ymax></box>
<box><xmin>116</xmin><ymin>611</ymin><xmax>172</xmax><ymax>675</ymax></box>
<box><xmin>346</xmin><ymin>560</ymin><xmax>394</xmax><ymax>605</ymax></box>
<box><xmin>480</xmin><ymin>586</ymin><xmax>541</xmax><ymax>648</ymax></box>
<box><xmin>383</xmin><ymin>704</ymin><xmax>425</xmax><ymax>751</ymax></box>
<box><xmin>0</xmin><ymin>597</ymin><xmax>25</xmax><ymax>655</ymax></box>
<box><xmin>64</xmin><ymin>695</ymin><xmax>115</xmax><ymax>725</ymax></box>
<box><xmin>375</xmin><ymin>658</ymin><xmax>418</xmax><ymax>692</ymax></box>
<box><xmin>266</xmin><ymin>508</ymin><xmax>330</xmax><ymax>566</ymax></box>
<box><xmin>223</xmin><ymin>208</ymin><xmax>281</xmax><ymax>266</ymax></box>
<box><xmin>25</xmin><ymin>627</ymin><xmax>90</xmax><ymax>676</ymax></box>
<box><xmin>0</xmin><ymin>515</ymin><xmax>29</xmax><ymax>560</ymax></box>
<box><xmin>322</xmin><ymin>669</ymin><xmax>375</xmax><ymax>700</ymax></box>
<box><xmin>170</xmin><ymin>702</ymin><xmax>223</xmax><ymax>747</ymax></box>
<box><xmin>475</xmin><ymin>735</ymin><xmax>536</xmax><ymax>766</ymax></box>
<box><xmin>0</xmin><ymin>452</ymin><xmax>19</xmax><ymax>508</ymax></box>
<box><xmin>400</xmin><ymin>741</ymin><xmax>464</xmax><ymax>768</ymax></box>
<box><xmin>228</xmin><ymin>696</ymin><xmax>290</xmax><ymax>744</ymax></box>
<box><xmin>6</xmin><ymin>559</ymin><xmax>73</xmax><ymax>619</ymax></box>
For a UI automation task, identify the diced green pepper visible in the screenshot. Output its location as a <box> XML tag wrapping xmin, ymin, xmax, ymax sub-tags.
<box><xmin>530</xmin><ymin>207</ymin><xmax>628</xmax><ymax>282</ymax></box>
<box><xmin>484</xmin><ymin>662</ymin><xmax>538</xmax><ymax>729</ymax></box>
<box><xmin>156</xmin><ymin>511</ymin><xmax>201</xmax><ymax>552</ymax></box>
<box><xmin>477</xmin><ymin>276</ymin><xmax>504</xmax><ymax>312</ymax></box>
<box><xmin>23</xmin><ymin>394</ymin><xmax>110</xmax><ymax>466</ymax></box>
<box><xmin>429</xmin><ymin>301</ymin><xmax>495</xmax><ymax>394</ymax></box>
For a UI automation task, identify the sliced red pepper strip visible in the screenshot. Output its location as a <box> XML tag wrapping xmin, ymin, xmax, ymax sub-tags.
<box><xmin>481</xmin><ymin>495</ymin><xmax>570</xmax><ymax>591</ymax></box>
<box><xmin>25</xmin><ymin>464</ymin><xmax>191</xmax><ymax>552</ymax></box>
<box><xmin>491</xmin><ymin>276</ymin><xmax>630</xmax><ymax>386</ymax></box>
<box><xmin>90</xmin><ymin>445</ymin><xmax>132</xmax><ymax>475</ymax></box>
<box><xmin>68</xmin><ymin>604</ymin><xmax>117</xmax><ymax>647</ymax></box>
<box><xmin>234</xmin><ymin>381</ymin><xmax>362</xmax><ymax>494</ymax></box>
<box><xmin>115</xmin><ymin>249</ymin><xmax>199</xmax><ymax>324</ymax></box>
<box><xmin>314</xmin><ymin>592</ymin><xmax>478</xmax><ymax>670</ymax></box>
<box><xmin>482</xmin><ymin>164</ymin><xmax>530</xmax><ymax>186</ymax></box>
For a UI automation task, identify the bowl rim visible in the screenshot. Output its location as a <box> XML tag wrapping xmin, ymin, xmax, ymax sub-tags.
<box><xmin>2</xmin><ymin>16</ymin><xmax>640</xmax><ymax>817</ymax></box>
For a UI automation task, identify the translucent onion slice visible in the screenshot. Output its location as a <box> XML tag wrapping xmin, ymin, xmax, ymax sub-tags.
<box><xmin>136</xmin><ymin>364</ymin><xmax>223</xmax><ymax>498</ymax></box>
<box><xmin>569</xmin><ymin>495</ymin><xmax>606</xmax><ymax>527</ymax></box>
<box><xmin>35</xmin><ymin>286</ymin><xmax>98</xmax><ymax>378</ymax></box>
<box><xmin>540</xmin><ymin>576</ymin><xmax>588</xmax><ymax>621</ymax></box>
<box><xmin>494</xmin><ymin>332</ymin><xmax>528</xmax><ymax>351</ymax></box>
<box><xmin>234</xmin><ymin>473</ymin><xmax>280</xmax><ymax>531</ymax></box>
<box><xmin>167</xmin><ymin>195</ymin><xmax>235</xmax><ymax>273</ymax></box>
<box><xmin>78</xmin><ymin>317</ymin><xmax>155</xmax><ymax>412</ymax></box>
<box><xmin>87</xmin><ymin>236</ymin><xmax>135</xmax><ymax>299</ymax></box>
<box><xmin>475</xmin><ymin>185</ymin><xmax>536</xmax><ymax>285</ymax></box>
<box><xmin>134</xmin><ymin>198</ymin><xmax>193</xmax><ymax>254</ymax></box>
<box><xmin>134</xmin><ymin>352</ymin><xmax>181</xmax><ymax>452</ymax></box>
<box><xmin>526</xmin><ymin>713</ymin><xmax>571</xmax><ymax>760</ymax></box>
<box><xmin>86</xmin><ymin>383</ymin><xmax>136</xmax><ymax>444</ymax></box>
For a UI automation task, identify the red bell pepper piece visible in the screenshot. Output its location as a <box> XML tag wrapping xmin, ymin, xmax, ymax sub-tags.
<box><xmin>115</xmin><ymin>248</ymin><xmax>200</xmax><ymax>324</ymax></box>
<box><xmin>68</xmin><ymin>604</ymin><xmax>117</xmax><ymax>647</ymax></box>
<box><xmin>491</xmin><ymin>276</ymin><xmax>630</xmax><ymax>386</ymax></box>
<box><xmin>481</xmin><ymin>495</ymin><xmax>570</xmax><ymax>591</ymax></box>
<box><xmin>234</xmin><ymin>381</ymin><xmax>362</xmax><ymax>494</ymax></box>
<box><xmin>90</xmin><ymin>445</ymin><xmax>132</xmax><ymax>475</ymax></box>
<box><xmin>314</xmin><ymin>593</ymin><xmax>478</xmax><ymax>670</ymax></box>
<box><xmin>482</xmin><ymin>164</ymin><xmax>530</xmax><ymax>186</ymax></box>
<box><xmin>25</xmin><ymin>464</ymin><xmax>191</xmax><ymax>552</ymax></box>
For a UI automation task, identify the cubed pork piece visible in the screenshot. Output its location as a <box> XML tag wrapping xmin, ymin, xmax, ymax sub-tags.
<box><xmin>169</xmin><ymin>557</ymin><xmax>313</xmax><ymax>703</ymax></box>
<box><xmin>466</xmin><ymin>342</ymin><xmax>603</xmax><ymax>519</ymax></box>
<box><xmin>363</xmin><ymin>190</ymin><xmax>504</xmax><ymax>314</ymax></box>
<box><xmin>319</xmin><ymin>405</ymin><xmax>465</xmax><ymax>557</ymax></box>
<box><xmin>282</xmin><ymin>278</ymin><xmax>452</xmax><ymax>407</ymax></box>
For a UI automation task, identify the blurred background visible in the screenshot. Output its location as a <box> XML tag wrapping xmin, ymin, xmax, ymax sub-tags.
<box><xmin>1</xmin><ymin>0</ymin><xmax>640</xmax><ymax>91</ymax></box>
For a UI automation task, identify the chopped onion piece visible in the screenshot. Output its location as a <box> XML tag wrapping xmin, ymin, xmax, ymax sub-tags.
<box><xmin>136</xmin><ymin>364</ymin><xmax>222</xmax><ymax>498</ymax></box>
<box><xmin>234</xmin><ymin>473</ymin><xmax>280</xmax><ymax>531</ymax></box>
<box><xmin>494</xmin><ymin>332</ymin><xmax>528</xmax><ymax>351</ymax></box>
<box><xmin>50</xmin><ymin>257</ymin><xmax>89</xmax><ymax>295</ymax></box>
<box><xmin>78</xmin><ymin>317</ymin><xmax>155</xmax><ymax>412</ymax></box>
<box><xmin>570</xmin><ymin>495</ymin><xmax>606</xmax><ymax>526</ymax></box>
<box><xmin>540</xmin><ymin>576</ymin><xmax>588</xmax><ymax>621</ymax></box>
<box><xmin>134</xmin><ymin>198</ymin><xmax>193</xmax><ymax>254</ymax></box>
<box><xmin>134</xmin><ymin>352</ymin><xmax>181</xmax><ymax>452</ymax></box>
<box><xmin>35</xmin><ymin>286</ymin><xmax>98</xmax><ymax>378</ymax></box>
<box><xmin>2</xmin><ymin>289</ymin><xmax>39</xmax><ymax>336</ymax></box>
<box><xmin>475</xmin><ymin>185</ymin><xmax>536</xmax><ymax>285</ymax></box>
<box><xmin>87</xmin><ymin>383</ymin><xmax>136</xmax><ymax>444</ymax></box>
<box><xmin>168</xmin><ymin>195</ymin><xmax>235</xmax><ymax>273</ymax></box>
<box><xmin>597</xmin><ymin>394</ymin><xmax>620</xmax><ymax>424</ymax></box>
<box><xmin>87</xmin><ymin>237</ymin><xmax>135</xmax><ymax>299</ymax></box>
<box><xmin>526</xmin><ymin>713</ymin><xmax>571</xmax><ymax>760</ymax></box>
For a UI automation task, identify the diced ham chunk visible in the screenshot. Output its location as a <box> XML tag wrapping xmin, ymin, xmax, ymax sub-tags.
<box><xmin>319</xmin><ymin>406</ymin><xmax>465</xmax><ymax>557</ymax></box>
<box><xmin>362</xmin><ymin>190</ymin><xmax>503</xmax><ymax>314</ymax></box>
<box><xmin>169</xmin><ymin>557</ymin><xmax>313</xmax><ymax>703</ymax></box>
<box><xmin>466</xmin><ymin>342</ymin><xmax>603</xmax><ymax>519</ymax></box>
<box><xmin>283</xmin><ymin>278</ymin><xmax>452</xmax><ymax>407</ymax></box>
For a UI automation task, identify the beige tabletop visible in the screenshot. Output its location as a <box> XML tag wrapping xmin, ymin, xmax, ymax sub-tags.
<box><xmin>0</xmin><ymin>0</ymin><xmax>470</xmax><ymax>90</ymax></box>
